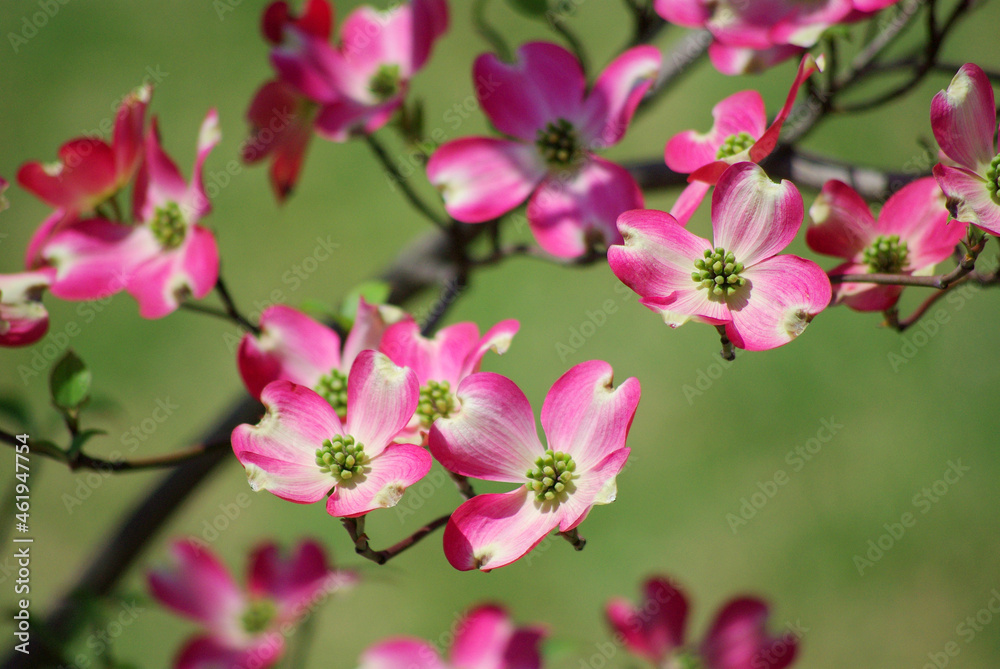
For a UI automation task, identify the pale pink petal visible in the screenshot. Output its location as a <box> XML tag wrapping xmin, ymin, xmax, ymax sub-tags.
<box><xmin>325</xmin><ymin>443</ymin><xmax>432</xmax><ymax>517</ymax></box>
<box><xmin>449</xmin><ymin>605</ymin><xmax>513</xmax><ymax>669</ymax></box>
<box><xmin>712</xmin><ymin>162</ymin><xmax>803</xmax><ymax>267</ymax></box>
<box><xmin>877</xmin><ymin>177</ymin><xmax>964</xmax><ymax>269</ymax></box>
<box><xmin>805</xmin><ymin>180</ymin><xmax>875</xmax><ymax>259</ymax></box>
<box><xmin>931</xmin><ymin>63</ymin><xmax>997</xmax><ymax>173</ymax></box>
<box><xmin>427</xmin><ymin>137</ymin><xmax>546</xmax><ymax>223</ymax></box>
<box><xmin>127</xmin><ymin>225</ymin><xmax>219</xmax><ymax>319</ymax></box>
<box><xmin>527</xmin><ymin>157</ymin><xmax>642</xmax><ymax>258</ymax></box>
<box><xmin>749</xmin><ymin>53</ymin><xmax>823</xmax><ymax>162</ymax></box>
<box><xmin>457</xmin><ymin>319</ymin><xmax>520</xmax><ymax>379</ymax></box>
<box><xmin>474</xmin><ymin>42</ymin><xmax>587</xmax><ymax>141</ymax></box>
<box><xmin>239</xmin><ymin>305</ymin><xmax>342</xmax><ymax>399</ymax></box>
<box><xmin>933</xmin><ymin>163</ymin><xmax>1000</xmax><ymax>234</ymax></box>
<box><xmin>339</xmin><ymin>0</ymin><xmax>447</xmax><ymax>78</ymax></box>
<box><xmin>654</xmin><ymin>0</ymin><xmax>712</xmax><ymax>26</ymax></box>
<box><xmin>25</xmin><ymin>209</ymin><xmax>75</xmax><ymax>269</ymax></box>
<box><xmin>428</xmin><ymin>372</ymin><xmax>543</xmax><ymax>483</ymax></box>
<box><xmin>341</xmin><ymin>298</ymin><xmax>407</xmax><ymax>370</ymax></box>
<box><xmin>345</xmin><ymin>350</ymin><xmax>419</xmax><ymax>454</ymax></box>
<box><xmin>726</xmin><ymin>255</ymin><xmax>831</xmax><ymax>351</ymax></box>
<box><xmin>708</xmin><ymin>43</ymin><xmax>804</xmax><ymax>77</ymax></box>
<box><xmin>665</xmin><ymin>91</ymin><xmax>766</xmax><ymax>176</ymax></box>
<box><xmin>359</xmin><ymin>639</ymin><xmax>446</xmax><ymax>669</ymax></box>
<box><xmin>541</xmin><ymin>360</ymin><xmax>640</xmax><ymax>471</ymax></box>
<box><xmin>669</xmin><ymin>181</ymin><xmax>712</xmax><ymax>226</ymax></box>
<box><xmin>443</xmin><ymin>487</ymin><xmax>554</xmax><ymax>571</ymax></box>
<box><xmin>579</xmin><ymin>45</ymin><xmax>661</xmax><ymax>147</ymax></box>
<box><xmin>231</xmin><ymin>381</ymin><xmax>343</xmax><ymax>503</ymax></box>
<box><xmin>701</xmin><ymin>598</ymin><xmax>798</xmax><ymax>669</ymax></box>
<box><xmin>147</xmin><ymin>541</ymin><xmax>244</xmax><ymax>630</ymax></box>
<box><xmin>557</xmin><ymin>448</ymin><xmax>629</xmax><ymax>531</ymax></box>
<box><xmin>609</xmin><ymin>209</ymin><xmax>731</xmax><ymax>327</ymax></box>
<box><xmin>605</xmin><ymin>577</ymin><xmax>689</xmax><ymax>664</ymax></box>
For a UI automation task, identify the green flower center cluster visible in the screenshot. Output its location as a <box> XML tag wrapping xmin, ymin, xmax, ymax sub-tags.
<box><xmin>316</xmin><ymin>435</ymin><xmax>367</xmax><ymax>480</ymax></box>
<box><xmin>536</xmin><ymin>118</ymin><xmax>581</xmax><ymax>168</ymax></box>
<box><xmin>240</xmin><ymin>598</ymin><xmax>277</xmax><ymax>635</ymax></box>
<box><xmin>417</xmin><ymin>380</ymin><xmax>456</xmax><ymax>427</ymax></box>
<box><xmin>526</xmin><ymin>450</ymin><xmax>576</xmax><ymax>502</ymax></box>
<box><xmin>986</xmin><ymin>154</ymin><xmax>1000</xmax><ymax>205</ymax></box>
<box><xmin>314</xmin><ymin>369</ymin><xmax>348</xmax><ymax>420</ymax></box>
<box><xmin>151</xmin><ymin>201</ymin><xmax>186</xmax><ymax>249</ymax></box>
<box><xmin>715</xmin><ymin>131</ymin><xmax>755</xmax><ymax>160</ymax></box>
<box><xmin>863</xmin><ymin>234</ymin><xmax>909</xmax><ymax>273</ymax></box>
<box><xmin>369</xmin><ymin>64</ymin><xmax>401</xmax><ymax>101</ymax></box>
<box><xmin>692</xmin><ymin>247</ymin><xmax>746</xmax><ymax>297</ymax></box>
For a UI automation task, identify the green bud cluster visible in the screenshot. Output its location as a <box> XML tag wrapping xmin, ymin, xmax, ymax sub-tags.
<box><xmin>316</xmin><ymin>435</ymin><xmax>367</xmax><ymax>480</ymax></box>
<box><xmin>370</xmin><ymin>64</ymin><xmax>402</xmax><ymax>101</ymax></box>
<box><xmin>526</xmin><ymin>450</ymin><xmax>576</xmax><ymax>502</ymax></box>
<box><xmin>692</xmin><ymin>247</ymin><xmax>746</xmax><ymax>297</ymax></box>
<box><xmin>240</xmin><ymin>598</ymin><xmax>277</xmax><ymax>634</ymax></box>
<box><xmin>715</xmin><ymin>131</ymin><xmax>755</xmax><ymax>160</ymax></box>
<box><xmin>986</xmin><ymin>154</ymin><xmax>1000</xmax><ymax>205</ymax></box>
<box><xmin>151</xmin><ymin>201</ymin><xmax>186</xmax><ymax>249</ymax></box>
<box><xmin>417</xmin><ymin>380</ymin><xmax>456</xmax><ymax>427</ymax></box>
<box><xmin>536</xmin><ymin>118</ymin><xmax>581</xmax><ymax>168</ymax></box>
<box><xmin>314</xmin><ymin>369</ymin><xmax>348</xmax><ymax>420</ymax></box>
<box><xmin>863</xmin><ymin>234</ymin><xmax>909</xmax><ymax>273</ymax></box>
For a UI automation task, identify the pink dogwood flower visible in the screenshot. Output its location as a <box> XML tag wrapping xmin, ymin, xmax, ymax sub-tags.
<box><xmin>18</xmin><ymin>84</ymin><xmax>150</xmax><ymax>214</ymax></box>
<box><xmin>609</xmin><ymin>162</ymin><xmax>831</xmax><ymax>351</ymax></box>
<box><xmin>664</xmin><ymin>53</ymin><xmax>821</xmax><ymax>224</ymax></box>
<box><xmin>931</xmin><ymin>63</ymin><xmax>1000</xmax><ymax>235</ymax></box>
<box><xmin>0</xmin><ymin>270</ymin><xmax>53</xmax><ymax>347</ymax></box>
<box><xmin>232</xmin><ymin>350</ymin><xmax>431</xmax><ymax>517</ymax></box>
<box><xmin>379</xmin><ymin>318</ymin><xmax>519</xmax><ymax>435</ymax></box>
<box><xmin>148</xmin><ymin>539</ymin><xmax>357</xmax><ymax>669</ymax></box>
<box><xmin>806</xmin><ymin>177</ymin><xmax>964</xmax><ymax>311</ymax></box>
<box><xmin>606</xmin><ymin>576</ymin><xmax>799</xmax><ymax>669</ymax></box>
<box><xmin>427</xmin><ymin>42</ymin><xmax>661</xmax><ymax>258</ymax></box>
<box><xmin>238</xmin><ymin>299</ymin><xmax>406</xmax><ymax>413</ymax></box>
<box><xmin>429</xmin><ymin>360</ymin><xmax>640</xmax><ymax>571</ymax></box>
<box><xmin>358</xmin><ymin>604</ymin><xmax>546</xmax><ymax>669</ymax></box>
<box><xmin>39</xmin><ymin>110</ymin><xmax>221</xmax><ymax>318</ymax></box>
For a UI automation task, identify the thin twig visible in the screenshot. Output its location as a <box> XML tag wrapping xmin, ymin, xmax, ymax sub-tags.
<box><xmin>365</xmin><ymin>133</ymin><xmax>451</xmax><ymax>231</ymax></box>
<box><xmin>341</xmin><ymin>514</ymin><xmax>450</xmax><ymax>565</ymax></box>
<box><xmin>215</xmin><ymin>276</ymin><xmax>260</xmax><ymax>334</ymax></box>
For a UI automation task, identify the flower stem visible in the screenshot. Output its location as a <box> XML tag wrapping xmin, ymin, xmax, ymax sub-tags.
<box><xmin>716</xmin><ymin>325</ymin><xmax>735</xmax><ymax>361</ymax></box>
<box><xmin>559</xmin><ymin>527</ymin><xmax>587</xmax><ymax>551</ymax></box>
<box><xmin>341</xmin><ymin>513</ymin><xmax>451</xmax><ymax>565</ymax></box>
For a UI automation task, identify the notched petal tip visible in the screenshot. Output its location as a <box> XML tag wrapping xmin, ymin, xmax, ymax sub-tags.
<box><xmin>245</xmin><ymin>462</ymin><xmax>269</xmax><ymax>492</ymax></box>
<box><xmin>782</xmin><ymin>307</ymin><xmax>813</xmax><ymax>339</ymax></box>
<box><xmin>373</xmin><ymin>482</ymin><xmax>407</xmax><ymax>508</ymax></box>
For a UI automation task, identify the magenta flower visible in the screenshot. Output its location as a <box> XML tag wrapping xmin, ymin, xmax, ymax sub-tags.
<box><xmin>379</xmin><ymin>318</ymin><xmax>519</xmax><ymax>434</ymax></box>
<box><xmin>931</xmin><ymin>63</ymin><xmax>1000</xmax><ymax>235</ymax></box>
<box><xmin>609</xmin><ymin>162</ymin><xmax>831</xmax><ymax>351</ymax></box>
<box><xmin>427</xmin><ymin>42</ymin><xmax>661</xmax><ymax>258</ymax></box>
<box><xmin>607</xmin><ymin>576</ymin><xmax>799</xmax><ymax>669</ymax></box>
<box><xmin>664</xmin><ymin>53</ymin><xmax>821</xmax><ymax>223</ymax></box>
<box><xmin>806</xmin><ymin>177</ymin><xmax>964</xmax><ymax>311</ymax></box>
<box><xmin>238</xmin><ymin>299</ymin><xmax>406</xmax><ymax>410</ymax></box>
<box><xmin>39</xmin><ymin>111</ymin><xmax>221</xmax><ymax>318</ymax></box>
<box><xmin>0</xmin><ymin>270</ymin><xmax>53</xmax><ymax>347</ymax></box>
<box><xmin>358</xmin><ymin>604</ymin><xmax>546</xmax><ymax>669</ymax></box>
<box><xmin>148</xmin><ymin>539</ymin><xmax>357</xmax><ymax>669</ymax></box>
<box><xmin>18</xmin><ymin>84</ymin><xmax>149</xmax><ymax>215</ymax></box>
<box><xmin>428</xmin><ymin>360</ymin><xmax>640</xmax><ymax>571</ymax></box>
<box><xmin>232</xmin><ymin>350</ymin><xmax>432</xmax><ymax>518</ymax></box>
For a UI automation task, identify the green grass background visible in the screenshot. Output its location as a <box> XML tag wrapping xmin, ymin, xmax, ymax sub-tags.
<box><xmin>1</xmin><ymin>1</ymin><xmax>999</xmax><ymax>667</ymax></box>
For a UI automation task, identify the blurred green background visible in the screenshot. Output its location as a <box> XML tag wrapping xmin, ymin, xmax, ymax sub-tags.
<box><xmin>2</xmin><ymin>1</ymin><xmax>999</xmax><ymax>667</ymax></box>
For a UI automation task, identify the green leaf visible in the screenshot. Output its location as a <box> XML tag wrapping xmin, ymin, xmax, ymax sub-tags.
<box><xmin>337</xmin><ymin>281</ymin><xmax>392</xmax><ymax>330</ymax></box>
<box><xmin>506</xmin><ymin>0</ymin><xmax>549</xmax><ymax>17</ymax></box>
<box><xmin>50</xmin><ymin>350</ymin><xmax>91</xmax><ymax>411</ymax></box>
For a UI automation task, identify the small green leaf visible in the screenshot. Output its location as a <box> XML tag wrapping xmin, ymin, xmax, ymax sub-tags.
<box><xmin>506</xmin><ymin>0</ymin><xmax>549</xmax><ymax>17</ymax></box>
<box><xmin>337</xmin><ymin>281</ymin><xmax>392</xmax><ymax>330</ymax></box>
<box><xmin>50</xmin><ymin>351</ymin><xmax>92</xmax><ymax>411</ymax></box>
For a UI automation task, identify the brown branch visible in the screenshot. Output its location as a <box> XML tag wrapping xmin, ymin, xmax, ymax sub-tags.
<box><xmin>341</xmin><ymin>513</ymin><xmax>450</xmax><ymax>565</ymax></box>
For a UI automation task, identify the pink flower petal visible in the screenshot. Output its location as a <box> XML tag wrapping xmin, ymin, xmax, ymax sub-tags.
<box><xmin>726</xmin><ymin>254</ymin><xmax>831</xmax><ymax>351</ymax></box>
<box><xmin>474</xmin><ymin>42</ymin><xmax>587</xmax><ymax>141</ymax></box>
<box><xmin>877</xmin><ymin>177</ymin><xmax>964</xmax><ymax>269</ymax></box>
<box><xmin>449</xmin><ymin>605</ymin><xmax>513</xmax><ymax>669</ymax></box>
<box><xmin>147</xmin><ymin>541</ymin><xmax>244</xmax><ymax>631</ymax></box>
<box><xmin>669</xmin><ymin>181</ymin><xmax>713</xmax><ymax>226</ymax></box>
<box><xmin>443</xmin><ymin>487</ymin><xmax>554</xmax><ymax>571</ymax></box>
<box><xmin>379</xmin><ymin>320</ymin><xmax>480</xmax><ymax>386</ymax></box>
<box><xmin>25</xmin><ymin>209</ymin><xmax>75</xmax><ymax>269</ymax></box>
<box><xmin>606</xmin><ymin>577</ymin><xmax>689</xmax><ymax>664</ymax></box>
<box><xmin>135</xmin><ymin>117</ymin><xmax>190</xmax><ymax>219</ymax></box>
<box><xmin>244</xmin><ymin>80</ymin><xmax>316</xmax><ymax>202</ymax></box>
<box><xmin>176</xmin><ymin>635</ymin><xmax>285</xmax><ymax>669</ymax></box>
<box><xmin>17</xmin><ymin>138</ymin><xmax>118</xmax><ymax>212</ymax></box>
<box><xmin>239</xmin><ymin>305</ymin><xmax>343</xmax><ymax>399</ymax></box>
<box><xmin>749</xmin><ymin>53</ymin><xmax>823</xmax><ymax>163</ymax></box>
<box><xmin>527</xmin><ymin>157</ymin><xmax>642</xmax><ymax>258</ymax></box>
<box><xmin>665</xmin><ymin>90</ymin><xmax>766</xmax><ymax>176</ymax></box>
<box><xmin>428</xmin><ymin>372</ymin><xmax>544</xmax><ymax>483</ymax></box>
<box><xmin>325</xmin><ymin>443</ymin><xmax>432</xmax><ymax>517</ymax></box>
<box><xmin>701</xmin><ymin>598</ymin><xmax>798</xmax><ymax>669</ymax></box>
<box><xmin>541</xmin><ymin>360</ymin><xmax>640</xmax><ymax>471</ymax></box>
<box><xmin>933</xmin><ymin>163</ymin><xmax>1000</xmax><ymax>234</ymax></box>
<box><xmin>270</xmin><ymin>31</ymin><xmax>340</xmax><ymax>103</ymax></box>
<box><xmin>263</xmin><ymin>0</ymin><xmax>333</xmax><ymax>43</ymax></box>
<box><xmin>931</xmin><ymin>63</ymin><xmax>997</xmax><ymax>173</ymax></box>
<box><xmin>247</xmin><ymin>540</ymin><xmax>341</xmax><ymax>618</ymax></box>
<box><xmin>712</xmin><ymin>162</ymin><xmax>803</xmax><ymax>267</ymax></box>
<box><xmin>126</xmin><ymin>225</ymin><xmax>219</xmax><ymax>319</ymax></box>
<box><xmin>341</xmin><ymin>298</ymin><xmax>406</xmax><ymax>371</ymax></box>
<box><xmin>359</xmin><ymin>639</ymin><xmax>447</xmax><ymax>669</ymax></box>
<box><xmin>345</xmin><ymin>350</ymin><xmax>419</xmax><ymax>454</ymax></box>
<box><xmin>557</xmin><ymin>447</ymin><xmax>630</xmax><ymax>531</ymax></box>
<box><xmin>231</xmin><ymin>381</ymin><xmax>343</xmax><ymax>503</ymax></box>
<box><xmin>805</xmin><ymin>180</ymin><xmax>875</xmax><ymax>259</ymax></box>
<box><xmin>708</xmin><ymin>42</ymin><xmax>804</xmax><ymax>77</ymax></box>
<box><xmin>339</xmin><ymin>0</ymin><xmax>448</xmax><ymax>79</ymax></box>
<box><xmin>112</xmin><ymin>83</ymin><xmax>152</xmax><ymax>182</ymax></box>
<box><xmin>824</xmin><ymin>260</ymin><xmax>903</xmax><ymax>312</ymax></box>
<box><xmin>183</xmin><ymin>109</ymin><xmax>222</xmax><ymax>222</ymax></box>
<box><xmin>0</xmin><ymin>271</ymin><xmax>52</xmax><ymax>348</ymax></box>
<box><xmin>427</xmin><ymin>137</ymin><xmax>546</xmax><ymax>223</ymax></box>
<box><xmin>654</xmin><ymin>0</ymin><xmax>712</xmax><ymax>26</ymax></box>
<box><xmin>458</xmin><ymin>319</ymin><xmax>520</xmax><ymax>379</ymax></box>
<box><xmin>579</xmin><ymin>45</ymin><xmax>661</xmax><ymax>148</ymax></box>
